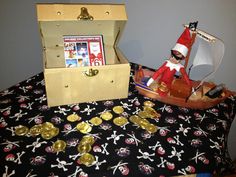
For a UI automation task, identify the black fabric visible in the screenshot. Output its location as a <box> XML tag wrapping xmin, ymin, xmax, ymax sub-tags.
<box><xmin>0</xmin><ymin>63</ymin><xmax>235</xmax><ymax>177</ymax></box>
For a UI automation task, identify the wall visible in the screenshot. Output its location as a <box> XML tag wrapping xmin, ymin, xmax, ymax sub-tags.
<box><xmin>0</xmin><ymin>0</ymin><xmax>236</xmax><ymax>160</ymax></box>
<box><xmin>0</xmin><ymin>0</ymin><xmax>42</xmax><ymax>91</ymax></box>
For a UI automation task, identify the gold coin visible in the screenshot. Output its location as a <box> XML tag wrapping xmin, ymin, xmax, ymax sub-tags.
<box><xmin>112</xmin><ymin>106</ymin><xmax>124</xmax><ymax>114</ymax></box>
<box><xmin>80</xmin><ymin>135</ymin><xmax>95</xmax><ymax>145</ymax></box>
<box><xmin>52</xmin><ymin>140</ymin><xmax>66</xmax><ymax>152</ymax></box>
<box><xmin>100</xmin><ymin>112</ymin><xmax>113</xmax><ymax>121</ymax></box>
<box><xmin>29</xmin><ymin>124</ymin><xmax>42</xmax><ymax>136</ymax></box>
<box><xmin>41</xmin><ymin>129</ymin><xmax>54</xmax><ymax>140</ymax></box>
<box><xmin>15</xmin><ymin>125</ymin><xmax>29</xmax><ymax>136</ymax></box>
<box><xmin>76</xmin><ymin>121</ymin><xmax>87</xmax><ymax>131</ymax></box>
<box><xmin>143</xmin><ymin>106</ymin><xmax>160</xmax><ymax>118</ymax></box>
<box><xmin>113</xmin><ymin>117</ymin><xmax>128</xmax><ymax>126</ymax></box>
<box><xmin>80</xmin><ymin>126</ymin><xmax>92</xmax><ymax>134</ymax></box>
<box><xmin>145</xmin><ymin>123</ymin><xmax>158</xmax><ymax>133</ymax></box>
<box><xmin>129</xmin><ymin>115</ymin><xmax>140</xmax><ymax>123</ymax></box>
<box><xmin>42</xmin><ymin>122</ymin><xmax>54</xmax><ymax>131</ymax></box>
<box><xmin>51</xmin><ymin>127</ymin><xmax>60</xmax><ymax>137</ymax></box>
<box><xmin>89</xmin><ymin>117</ymin><xmax>102</xmax><ymax>126</ymax></box>
<box><xmin>138</xmin><ymin>111</ymin><xmax>149</xmax><ymax>119</ymax></box>
<box><xmin>77</xmin><ymin>144</ymin><xmax>92</xmax><ymax>154</ymax></box>
<box><xmin>79</xmin><ymin>153</ymin><xmax>95</xmax><ymax>166</ymax></box>
<box><xmin>139</xmin><ymin>119</ymin><xmax>150</xmax><ymax>129</ymax></box>
<box><xmin>143</xmin><ymin>101</ymin><xmax>155</xmax><ymax>107</ymax></box>
<box><xmin>76</xmin><ymin>122</ymin><xmax>92</xmax><ymax>134</ymax></box>
<box><xmin>67</xmin><ymin>114</ymin><xmax>81</xmax><ymax>122</ymax></box>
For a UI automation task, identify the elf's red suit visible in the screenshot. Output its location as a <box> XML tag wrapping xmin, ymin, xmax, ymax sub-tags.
<box><xmin>147</xmin><ymin>27</ymin><xmax>193</xmax><ymax>96</ymax></box>
<box><xmin>149</xmin><ymin>60</ymin><xmax>192</xmax><ymax>96</ymax></box>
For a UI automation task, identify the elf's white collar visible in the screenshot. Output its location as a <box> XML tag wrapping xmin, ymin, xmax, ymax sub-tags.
<box><xmin>165</xmin><ymin>60</ymin><xmax>183</xmax><ymax>72</ymax></box>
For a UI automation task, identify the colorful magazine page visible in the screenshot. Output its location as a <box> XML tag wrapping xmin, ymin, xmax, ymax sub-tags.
<box><xmin>63</xmin><ymin>35</ymin><xmax>105</xmax><ymax>68</ymax></box>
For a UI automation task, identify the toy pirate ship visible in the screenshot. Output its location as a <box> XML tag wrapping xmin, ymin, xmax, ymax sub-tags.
<box><xmin>134</xmin><ymin>22</ymin><xmax>234</xmax><ymax>109</ymax></box>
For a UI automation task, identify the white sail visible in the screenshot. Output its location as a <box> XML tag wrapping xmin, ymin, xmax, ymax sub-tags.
<box><xmin>190</xmin><ymin>29</ymin><xmax>225</xmax><ymax>87</ymax></box>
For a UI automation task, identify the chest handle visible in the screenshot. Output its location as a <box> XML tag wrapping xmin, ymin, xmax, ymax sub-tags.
<box><xmin>77</xmin><ymin>7</ymin><xmax>94</xmax><ymax>21</ymax></box>
<box><xmin>84</xmin><ymin>68</ymin><xmax>99</xmax><ymax>77</ymax></box>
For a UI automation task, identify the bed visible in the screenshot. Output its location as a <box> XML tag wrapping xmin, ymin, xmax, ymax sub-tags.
<box><xmin>0</xmin><ymin>63</ymin><xmax>235</xmax><ymax>177</ymax></box>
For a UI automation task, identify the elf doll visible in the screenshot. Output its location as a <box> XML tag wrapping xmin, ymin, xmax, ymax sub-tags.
<box><xmin>146</xmin><ymin>27</ymin><xmax>193</xmax><ymax>97</ymax></box>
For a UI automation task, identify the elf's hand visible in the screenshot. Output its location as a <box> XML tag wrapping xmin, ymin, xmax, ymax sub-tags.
<box><xmin>191</xmin><ymin>87</ymin><xmax>197</xmax><ymax>96</ymax></box>
<box><xmin>146</xmin><ymin>78</ymin><xmax>154</xmax><ymax>87</ymax></box>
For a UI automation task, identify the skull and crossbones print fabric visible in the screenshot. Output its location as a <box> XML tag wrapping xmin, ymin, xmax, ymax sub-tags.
<box><xmin>0</xmin><ymin>63</ymin><xmax>235</xmax><ymax>177</ymax></box>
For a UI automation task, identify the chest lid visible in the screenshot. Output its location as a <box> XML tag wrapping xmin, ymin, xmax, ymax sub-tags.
<box><xmin>36</xmin><ymin>3</ymin><xmax>128</xmax><ymax>68</ymax></box>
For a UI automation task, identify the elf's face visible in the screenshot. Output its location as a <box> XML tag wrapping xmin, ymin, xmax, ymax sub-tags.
<box><xmin>173</xmin><ymin>50</ymin><xmax>183</xmax><ymax>58</ymax></box>
<box><xmin>170</xmin><ymin>50</ymin><xmax>184</xmax><ymax>63</ymax></box>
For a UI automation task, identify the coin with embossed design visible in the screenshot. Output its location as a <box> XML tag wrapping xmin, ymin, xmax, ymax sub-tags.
<box><xmin>15</xmin><ymin>125</ymin><xmax>29</xmax><ymax>136</ymax></box>
<box><xmin>76</xmin><ymin>122</ymin><xmax>92</xmax><ymax>134</ymax></box>
<box><xmin>139</xmin><ymin>119</ymin><xmax>150</xmax><ymax>129</ymax></box>
<box><xmin>129</xmin><ymin>115</ymin><xmax>140</xmax><ymax>124</ymax></box>
<box><xmin>41</xmin><ymin>129</ymin><xmax>54</xmax><ymax>140</ymax></box>
<box><xmin>29</xmin><ymin>124</ymin><xmax>42</xmax><ymax>136</ymax></box>
<box><xmin>113</xmin><ymin>117</ymin><xmax>128</xmax><ymax>126</ymax></box>
<box><xmin>79</xmin><ymin>153</ymin><xmax>95</xmax><ymax>166</ymax></box>
<box><xmin>145</xmin><ymin>123</ymin><xmax>158</xmax><ymax>133</ymax></box>
<box><xmin>67</xmin><ymin>114</ymin><xmax>81</xmax><ymax>122</ymax></box>
<box><xmin>52</xmin><ymin>140</ymin><xmax>66</xmax><ymax>152</ymax></box>
<box><xmin>42</xmin><ymin>122</ymin><xmax>54</xmax><ymax>131</ymax></box>
<box><xmin>80</xmin><ymin>135</ymin><xmax>95</xmax><ymax>145</ymax></box>
<box><xmin>143</xmin><ymin>106</ymin><xmax>160</xmax><ymax>118</ymax></box>
<box><xmin>77</xmin><ymin>144</ymin><xmax>92</xmax><ymax>154</ymax></box>
<box><xmin>138</xmin><ymin>111</ymin><xmax>149</xmax><ymax>119</ymax></box>
<box><xmin>143</xmin><ymin>101</ymin><xmax>155</xmax><ymax>107</ymax></box>
<box><xmin>100</xmin><ymin>111</ymin><xmax>113</xmax><ymax>121</ymax></box>
<box><xmin>89</xmin><ymin>117</ymin><xmax>102</xmax><ymax>126</ymax></box>
<box><xmin>113</xmin><ymin>106</ymin><xmax>124</xmax><ymax>114</ymax></box>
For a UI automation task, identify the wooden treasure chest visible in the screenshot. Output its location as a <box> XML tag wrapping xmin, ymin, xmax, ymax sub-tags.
<box><xmin>36</xmin><ymin>3</ymin><xmax>130</xmax><ymax>107</ymax></box>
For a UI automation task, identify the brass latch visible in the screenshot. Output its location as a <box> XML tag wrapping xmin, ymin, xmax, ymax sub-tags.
<box><xmin>77</xmin><ymin>7</ymin><xmax>94</xmax><ymax>20</ymax></box>
<box><xmin>84</xmin><ymin>68</ymin><xmax>99</xmax><ymax>77</ymax></box>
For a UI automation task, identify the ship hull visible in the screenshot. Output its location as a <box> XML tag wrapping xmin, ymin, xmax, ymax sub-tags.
<box><xmin>134</xmin><ymin>69</ymin><xmax>233</xmax><ymax>110</ymax></box>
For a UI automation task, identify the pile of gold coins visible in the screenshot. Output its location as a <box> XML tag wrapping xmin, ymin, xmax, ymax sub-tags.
<box><xmin>129</xmin><ymin>115</ymin><xmax>158</xmax><ymax>133</ymax></box>
<box><xmin>78</xmin><ymin>135</ymin><xmax>96</xmax><ymax>166</ymax></box>
<box><xmin>14</xmin><ymin>100</ymin><xmax>160</xmax><ymax>161</ymax></box>
<box><xmin>15</xmin><ymin>122</ymin><xmax>59</xmax><ymax>140</ymax></box>
<box><xmin>138</xmin><ymin>106</ymin><xmax>161</xmax><ymax>119</ymax></box>
<box><xmin>128</xmin><ymin>101</ymin><xmax>160</xmax><ymax>134</ymax></box>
